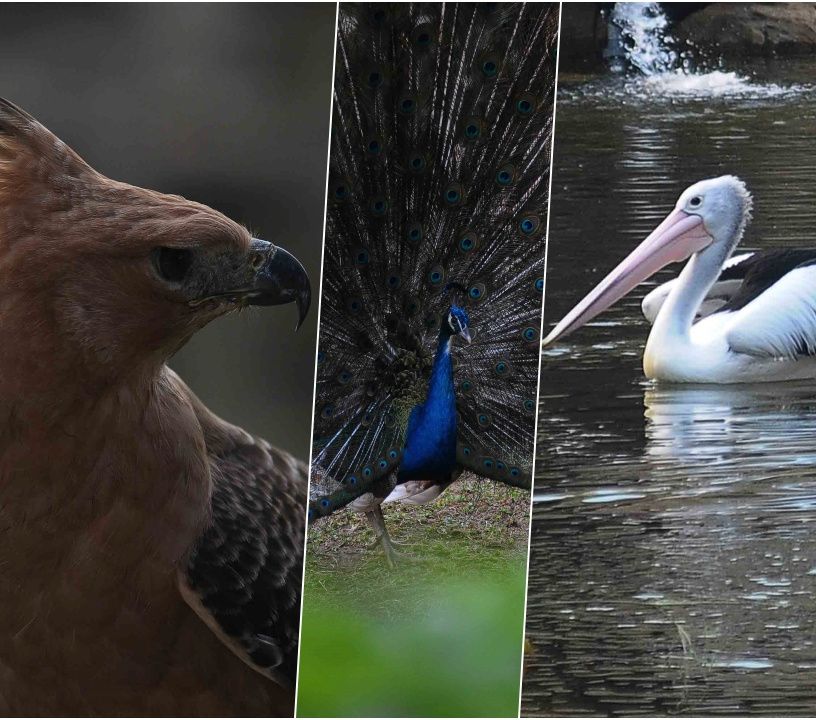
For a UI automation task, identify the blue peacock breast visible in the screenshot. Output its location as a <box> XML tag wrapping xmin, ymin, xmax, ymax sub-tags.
<box><xmin>397</xmin><ymin>339</ymin><xmax>458</xmax><ymax>482</ymax></box>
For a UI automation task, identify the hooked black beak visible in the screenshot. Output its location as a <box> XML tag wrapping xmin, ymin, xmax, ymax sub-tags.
<box><xmin>248</xmin><ymin>239</ymin><xmax>311</xmax><ymax>329</ymax></box>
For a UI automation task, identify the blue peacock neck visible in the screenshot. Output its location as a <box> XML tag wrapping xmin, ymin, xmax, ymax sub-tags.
<box><xmin>397</xmin><ymin>320</ymin><xmax>458</xmax><ymax>482</ymax></box>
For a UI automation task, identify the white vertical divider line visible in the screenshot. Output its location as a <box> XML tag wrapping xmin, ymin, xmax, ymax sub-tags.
<box><xmin>293</xmin><ymin>2</ymin><xmax>340</xmax><ymax>713</ymax></box>
<box><xmin>515</xmin><ymin>3</ymin><xmax>563</xmax><ymax>717</ymax></box>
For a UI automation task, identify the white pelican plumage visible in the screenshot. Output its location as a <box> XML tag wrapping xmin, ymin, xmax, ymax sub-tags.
<box><xmin>640</xmin><ymin>251</ymin><xmax>754</xmax><ymax>324</ymax></box>
<box><xmin>543</xmin><ymin>176</ymin><xmax>816</xmax><ymax>383</ymax></box>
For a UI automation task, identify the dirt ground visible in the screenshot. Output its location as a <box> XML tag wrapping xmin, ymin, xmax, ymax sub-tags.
<box><xmin>304</xmin><ymin>477</ymin><xmax>531</xmax><ymax>613</ymax></box>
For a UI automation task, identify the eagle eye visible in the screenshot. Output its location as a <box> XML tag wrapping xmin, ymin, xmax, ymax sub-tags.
<box><xmin>153</xmin><ymin>247</ymin><xmax>193</xmax><ymax>284</ymax></box>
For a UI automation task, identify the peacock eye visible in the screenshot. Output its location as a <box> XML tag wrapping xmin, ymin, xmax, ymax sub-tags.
<box><xmin>152</xmin><ymin>247</ymin><xmax>193</xmax><ymax>284</ymax></box>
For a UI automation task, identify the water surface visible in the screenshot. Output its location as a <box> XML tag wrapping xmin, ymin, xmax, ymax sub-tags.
<box><xmin>523</xmin><ymin>60</ymin><xmax>816</xmax><ymax>716</ymax></box>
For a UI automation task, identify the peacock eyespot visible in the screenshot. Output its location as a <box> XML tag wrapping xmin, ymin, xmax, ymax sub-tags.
<box><xmin>367</xmin><ymin>71</ymin><xmax>383</xmax><ymax>88</ymax></box>
<box><xmin>346</xmin><ymin>297</ymin><xmax>363</xmax><ymax>314</ymax></box>
<box><xmin>337</xmin><ymin>369</ymin><xmax>352</xmax><ymax>384</ymax></box>
<box><xmin>320</xmin><ymin>404</ymin><xmax>335</xmax><ymax>419</ymax></box>
<box><xmin>367</xmin><ymin>139</ymin><xmax>381</xmax><ymax>154</ymax></box>
<box><xmin>317</xmin><ymin>351</ymin><xmax>325</xmax><ymax>365</ymax></box>
<box><xmin>478</xmin><ymin>413</ymin><xmax>491</xmax><ymax>427</ymax></box>
<box><xmin>520</xmin><ymin>215</ymin><xmax>540</xmax><ymax>235</ymax></box>
<box><xmin>535</xmin><ymin>278</ymin><xmax>544</xmax><ymax>292</ymax></box>
<box><xmin>409</xmin><ymin>154</ymin><xmax>426</xmax><ymax>172</ymax></box>
<box><xmin>415</xmin><ymin>31</ymin><xmax>431</xmax><ymax>46</ymax></box>
<box><xmin>460</xmin><ymin>235</ymin><xmax>475</xmax><ymax>252</ymax></box>
<box><xmin>481</xmin><ymin>59</ymin><xmax>498</xmax><ymax>77</ymax></box>
<box><xmin>386</xmin><ymin>274</ymin><xmax>401</xmax><ymax>289</ymax></box>
<box><xmin>347</xmin><ymin>475</ymin><xmax>358</xmax><ymax>485</ymax></box>
<box><xmin>400</xmin><ymin>98</ymin><xmax>416</xmax><ymax>114</ymax></box>
<box><xmin>388</xmin><ymin>449</ymin><xmax>399</xmax><ymax>460</ymax></box>
<box><xmin>522</xmin><ymin>326</ymin><xmax>537</xmax><ymax>342</ymax></box>
<box><xmin>496</xmin><ymin>163</ymin><xmax>516</xmax><ymax>187</ymax></box>
<box><xmin>378</xmin><ymin>459</ymin><xmax>388</xmax><ymax>470</ymax></box>
<box><xmin>308</xmin><ymin>508</ymin><xmax>316</xmax><ymax>520</ymax></box>
<box><xmin>362</xmin><ymin>466</ymin><xmax>373</xmax><ymax>478</ymax></box>
<box><xmin>495</xmin><ymin>361</ymin><xmax>509</xmax><ymax>375</ymax></box>
<box><xmin>463</xmin><ymin>446</ymin><xmax>471</xmax><ymax>456</ymax></box>
<box><xmin>516</xmin><ymin>98</ymin><xmax>533</xmax><ymax>114</ymax></box>
<box><xmin>370</xmin><ymin>198</ymin><xmax>388</xmax><ymax>215</ymax></box>
<box><xmin>465</xmin><ymin>123</ymin><xmax>480</xmax><ymax>139</ymax></box>
<box><xmin>407</xmin><ymin>224</ymin><xmax>423</xmax><ymax>243</ymax></box>
<box><xmin>355</xmin><ymin>249</ymin><xmax>369</xmax><ymax>265</ymax></box>
<box><xmin>460</xmin><ymin>380</ymin><xmax>472</xmax><ymax>393</ymax></box>
<box><xmin>510</xmin><ymin>467</ymin><xmax>520</xmax><ymax>477</ymax></box>
<box><xmin>427</xmin><ymin>265</ymin><xmax>445</xmax><ymax>286</ymax></box>
<box><xmin>468</xmin><ymin>283</ymin><xmax>486</xmax><ymax>301</ymax></box>
<box><xmin>483</xmin><ymin>458</ymin><xmax>494</xmax><ymax>470</ymax></box>
<box><xmin>497</xmin><ymin>461</ymin><xmax>506</xmax><ymax>471</ymax></box>
<box><xmin>153</xmin><ymin>247</ymin><xmax>193</xmax><ymax>284</ymax></box>
<box><xmin>334</xmin><ymin>184</ymin><xmax>348</xmax><ymax>200</ymax></box>
<box><xmin>443</xmin><ymin>183</ymin><xmax>463</xmax><ymax>205</ymax></box>
<box><xmin>524</xmin><ymin>398</ymin><xmax>535</xmax><ymax>412</ymax></box>
<box><xmin>320</xmin><ymin>498</ymin><xmax>331</xmax><ymax>508</ymax></box>
<box><xmin>372</xmin><ymin>8</ymin><xmax>386</xmax><ymax>22</ymax></box>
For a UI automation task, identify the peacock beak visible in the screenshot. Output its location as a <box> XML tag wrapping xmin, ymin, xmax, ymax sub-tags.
<box><xmin>460</xmin><ymin>327</ymin><xmax>472</xmax><ymax>344</ymax></box>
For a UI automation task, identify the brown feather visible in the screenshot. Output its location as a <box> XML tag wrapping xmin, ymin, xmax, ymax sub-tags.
<box><xmin>0</xmin><ymin>100</ymin><xmax>305</xmax><ymax>716</ymax></box>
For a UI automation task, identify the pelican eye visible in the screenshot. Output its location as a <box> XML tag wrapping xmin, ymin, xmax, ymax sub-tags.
<box><xmin>689</xmin><ymin>195</ymin><xmax>702</xmax><ymax>208</ymax></box>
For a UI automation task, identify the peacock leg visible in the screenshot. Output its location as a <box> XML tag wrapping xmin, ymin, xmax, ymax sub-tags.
<box><xmin>364</xmin><ymin>506</ymin><xmax>407</xmax><ymax>567</ymax></box>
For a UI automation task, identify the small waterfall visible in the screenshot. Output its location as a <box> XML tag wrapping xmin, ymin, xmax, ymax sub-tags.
<box><xmin>601</xmin><ymin>1</ymin><xmax>797</xmax><ymax>99</ymax></box>
<box><xmin>609</xmin><ymin>2</ymin><xmax>678</xmax><ymax>76</ymax></box>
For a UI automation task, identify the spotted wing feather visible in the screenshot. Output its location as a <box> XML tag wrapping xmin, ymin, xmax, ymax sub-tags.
<box><xmin>178</xmin><ymin>379</ymin><xmax>306</xmax><ymax>687</ymax></box>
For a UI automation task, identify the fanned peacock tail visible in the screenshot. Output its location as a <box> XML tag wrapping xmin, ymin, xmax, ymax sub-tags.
<box><xmin>310</xmin><ymin>2</ymin><xmax>558</xmax><ymax>519</ymax></box>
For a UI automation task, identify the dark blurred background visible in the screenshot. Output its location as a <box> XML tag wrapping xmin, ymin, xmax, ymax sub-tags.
<box><xmin>0</xmin><ymin>4</ymin><xmax>335</xmax><ymax>457</ymax></box>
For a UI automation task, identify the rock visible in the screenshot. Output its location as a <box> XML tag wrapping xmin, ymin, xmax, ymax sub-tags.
<box><xmin>558</xmin><ymin>3</ymin><xmax>608</xmax><ymax>72</ymax></box>
<box><xmin>676</xmin><ymin>3</ymin><xmax>816</xmax><ymax>57</ymax></box>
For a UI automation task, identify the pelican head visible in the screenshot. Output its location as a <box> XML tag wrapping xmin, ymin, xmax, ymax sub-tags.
<box><xmin>543</xmin><ymin>175</ymin><xmax>753</xmax><ymax>346</ymax></box>
<box><xmin>676</xmin><ymin>176</ymin><xmax>752</xmax><ymax>246</ymax></box>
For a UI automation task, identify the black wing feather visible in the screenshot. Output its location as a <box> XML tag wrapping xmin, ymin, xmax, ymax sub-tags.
<box><xmin>717</xmin><ymin>248</ymin><xmax>816</xmax><ymax>313</ymax></box>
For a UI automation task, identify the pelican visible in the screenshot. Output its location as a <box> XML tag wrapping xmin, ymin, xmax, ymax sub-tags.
<box><xmin>543</xmin><ymin>176</ymin><xmax>816</xmax><ymax>383</ymax></box>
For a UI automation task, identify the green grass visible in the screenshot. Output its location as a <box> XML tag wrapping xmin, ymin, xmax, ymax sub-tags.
<box><xmin>296</xmin><ymin>479</ymin><xmax>530</xmax><ymax>718</ymax></box>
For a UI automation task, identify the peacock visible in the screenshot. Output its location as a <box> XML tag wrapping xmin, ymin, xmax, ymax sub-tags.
<box><xmin>308</xmin><ymin>2</ymin><xmax>558</xmax><ymax>563</ymax></box>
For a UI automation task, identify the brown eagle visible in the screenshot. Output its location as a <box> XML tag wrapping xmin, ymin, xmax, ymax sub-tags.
<box><xmin>0</xmin><ymin>98</ymin><xmax>310</xmax><ymax>716</ymax></box>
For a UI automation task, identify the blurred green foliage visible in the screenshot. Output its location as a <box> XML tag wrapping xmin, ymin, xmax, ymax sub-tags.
<box><xmin>298</xmin><ymin>568</ymin><xmax>526</xmax><ymax>717</ymax></box>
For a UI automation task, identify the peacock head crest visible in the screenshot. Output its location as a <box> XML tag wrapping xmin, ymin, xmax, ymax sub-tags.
<box><xmin>447</xmin><ymin>305</ymin><xmax>471</xmax><ymax>344</ymax></box>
